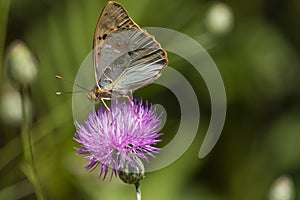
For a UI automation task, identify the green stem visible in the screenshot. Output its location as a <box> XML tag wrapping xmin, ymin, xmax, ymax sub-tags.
<box><xmin>0</xmin><ymin>0</ymin><xmax>11</xmax><ymax>69</ymax></box>
<box><xmin>135</xmin><ymin>182</ymin><xmax>141</xmax><ymax>200</ymax></box>
<box><xmin>20</xmin><ymin>86</ymin><xmax>46</xmax><ymax>200</ymax></box>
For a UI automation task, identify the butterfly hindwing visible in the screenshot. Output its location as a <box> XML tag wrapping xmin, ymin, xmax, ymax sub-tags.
<box><xmin>110</xmin><ymin>29</ymin><xmax>167</xmax><ymax>93</ymax></box>
<box><xmin>96</xmin><ymin>27</ymin><xmax>167</xmax><ymax>96</ymax></box>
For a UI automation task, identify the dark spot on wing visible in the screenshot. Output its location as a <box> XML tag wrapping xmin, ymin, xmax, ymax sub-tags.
<box><xmin>113</xmin><ymin>3</ymin><xmax>122</xmax><ymax>8</ymax></box>
<box><xmin>97</xmin><ymin>36</ymin><xmax>101</xmax><ymax>40</ymax></box>
<box><xmin>102</xmin><ymin>34</ymin><xmax>107</xmax><ymax>40</ymax></box>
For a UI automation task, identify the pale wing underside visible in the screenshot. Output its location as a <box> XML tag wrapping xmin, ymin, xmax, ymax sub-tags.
<box><xmin>93</xmin><ymin>1</ymin><xmax>139</xmax><ymax>86</ymax></box>
<box><xmin>97</xmin><ymin>28</ymin><xmax>167</xmax><ymax>96</ymax></box>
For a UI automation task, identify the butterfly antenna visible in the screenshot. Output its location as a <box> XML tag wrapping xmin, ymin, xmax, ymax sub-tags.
<box><xmin>56</xmin><ymin>75</ymin><xmax>90</xmax><ymax>92</ymax></box>
<box><xmin>56</xmin><ymin>91</ymin><xmax>86</xmax><ymax>95</ymax></box>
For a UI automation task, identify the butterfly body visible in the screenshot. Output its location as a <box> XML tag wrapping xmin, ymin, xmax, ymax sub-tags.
<box><xmin>87</xmin><ymin>1</ymin><xmax>168</xmax><ymax>104</ymax></box>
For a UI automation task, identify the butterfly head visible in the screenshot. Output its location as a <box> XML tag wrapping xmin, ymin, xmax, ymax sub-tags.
<box><xmin>87</xmin><ymin>85</ymin><xmax>112</xmax><ymax>104</ymax></box>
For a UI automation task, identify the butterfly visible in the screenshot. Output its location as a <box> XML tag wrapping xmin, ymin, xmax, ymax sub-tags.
<box><xmin>86</xmin><ymin>1</ymin><xmax>168</xmax><ymax>108</ymax></box>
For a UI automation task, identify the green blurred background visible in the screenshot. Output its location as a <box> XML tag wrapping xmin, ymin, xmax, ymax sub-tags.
<box><xmin>1</xmin><ymin>0</ymin><xmax>300</xmax><ymax>199</ymax></box>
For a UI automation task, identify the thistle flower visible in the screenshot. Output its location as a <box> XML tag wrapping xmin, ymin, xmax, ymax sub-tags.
<box><xmin>74</xmin><ymin>99</ymin><xmax>162</xmax><ymax>183</ymax></box>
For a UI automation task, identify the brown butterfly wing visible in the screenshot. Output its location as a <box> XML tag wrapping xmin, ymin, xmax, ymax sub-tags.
<box><xmin>93</xmin><ymin>1</ymin><xmax>139</xmax><ymax>86</ymax></box>
<box><xmin>95</xmin><ymin>28</ymin><xmax>168</xmax><ymax>97</ymax></box>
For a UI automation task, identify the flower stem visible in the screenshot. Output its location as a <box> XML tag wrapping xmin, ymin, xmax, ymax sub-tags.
<box><xmin>0</xmin><ymin>0</ymin><xmax>11</xmax><ymax>67</ymax></box>
<box><xmin>135</xmin><ymin>182</ymin><xmax>141</xmax><ymax>200</ymax></box>
<box><xmin>20</xmin><ymin>86</ymin><xmax>45</xmax><ymax>200</ymax></box>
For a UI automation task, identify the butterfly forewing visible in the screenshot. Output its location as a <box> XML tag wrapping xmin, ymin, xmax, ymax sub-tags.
<box><xmin>92</xmin><ymin>1</ymin><xmax>168</xmax><ymax>99</ymax></box>
<box><xmin>93</xmin><ymin>1</ymin><xmax>139</xmax><ymax>86</ymax></box>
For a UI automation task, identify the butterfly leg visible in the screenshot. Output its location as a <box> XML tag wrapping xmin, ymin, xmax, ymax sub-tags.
<box><xmin>124</xmin><ymin>95</ymin><xmax>140</xmax><ymax>119</ymax></box>
<box><xmin>101</xmin><ymin>98</ymin><xmax>113</xmax><ymax>125</ymax></box>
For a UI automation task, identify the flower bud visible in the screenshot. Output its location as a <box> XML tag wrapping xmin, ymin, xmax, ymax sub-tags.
<box><xmin>205</xmin><ymin>2</ymin><xmax>234</xmax><ymax>35</ymax></box>
<box><xmin>0</xmin><ymin>89</ymin><xmax>23</xmax><ymax>125</ymax></box>
<box><xmin>6</xmin><ymin>40</ymin><xmax>38</xmax><ymax>85</ymax></box>
<box><xmin>269</xmin><ymin>175</ymin><xmax>295</xmax><ymax>200</ymax></box>
<box><xmin>118</xmin><ymin>155</ymin><xmax>145</xmax><ymax>185</ymax></box>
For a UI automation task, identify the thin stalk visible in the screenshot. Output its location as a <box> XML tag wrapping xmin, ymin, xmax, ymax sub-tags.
<box><xmin>20</xmin><ymin>85</ymin><xmax>46</xmax><ymax>200</ymax></box>
<box><xmin>135</xmin><ymin>182</ymin><xmax>141</xmax><ymax>200</ymax></box>
<box><xmin>0</xmin><ymin>0</ymin><xmax>11</xmax><ymax>68</ymax></box>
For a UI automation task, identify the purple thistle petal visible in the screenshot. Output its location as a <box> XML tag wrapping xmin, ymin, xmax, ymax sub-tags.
<box><xmin>74</xmin><ymin>98</ymin><xmax>163</xmax><ymax>180</ymax></box>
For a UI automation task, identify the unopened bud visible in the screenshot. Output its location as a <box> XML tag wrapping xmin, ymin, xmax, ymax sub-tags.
<box><xmin>205</xmin><ymin>2</ymin><xmax>234</xmax><ymax>35</ymax></box>
<box><xmin>269</xmin><ymin>175</ymin><xmax>295</xmax><ymax>200</ymax></box>
<box><xmin>6</xmin><ymin>40</ymin><xmax>38</xmax><ymax>85</ymax></box>
<box><xmin>0</xmin><ymin>89</ymin><xmax>23</xmax><ymax>125</ymax></box>
<box><xmin>118</xmin><ymin>156</ymin><xmax>145</xmax><ymax>185</ymax></box>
